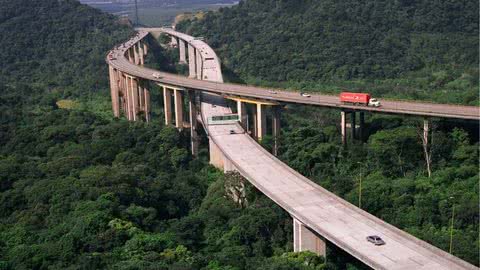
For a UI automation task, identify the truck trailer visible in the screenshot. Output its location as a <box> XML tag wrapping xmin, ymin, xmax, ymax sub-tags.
<box><xmin>340</xmin><ymin>92</ymin><xmax>380</xmax><ymax>107</ymax></box>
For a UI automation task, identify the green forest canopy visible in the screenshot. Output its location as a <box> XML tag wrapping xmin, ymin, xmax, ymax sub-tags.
<box><xmin>178</xmin><ymin>0</ymin><xmax>479</xmax><ymax>104</ymax></box>
<box><xmin>0</xmin><ymin>0</ymin><xmax>478</xmax><ymax>269</ymax></box>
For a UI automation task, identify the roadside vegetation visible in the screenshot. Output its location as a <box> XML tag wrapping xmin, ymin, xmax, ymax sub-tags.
<box><xmin>177</xmin><ymin>0</ymin><xmax>480</xmax><ymax>266</ymax></box>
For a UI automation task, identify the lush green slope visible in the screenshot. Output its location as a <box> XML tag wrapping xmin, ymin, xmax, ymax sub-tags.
<box><xmin>0</xmin><ymin>0</ymin><xmax>132</xmax><ymax>98</ymax></box>
<box><xmin>177</xmin><ymin>0</ymin><xmax>480</xmax><ymax>265</ymax></box>
<box><xmin>178</xmin><ymin>0</ymin><xmax>479</xmax><ymax>104</ymax></box>
<box><xmin>0</xmin><ymin>1</ymin><xmax>336</xmax><ymax>269</ymax></box>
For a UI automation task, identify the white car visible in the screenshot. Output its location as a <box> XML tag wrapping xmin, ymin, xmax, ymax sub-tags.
<box><xmin>152</xmin><ymin>73</ymin><xmax>162</xmax><ymax>79</ymax></box>
<box><xmin>368</xmin><ymin>98</ymin><xmax>381</xmax><ymax>107</ymax></box>
<box><xmin>300</xmin><ymin>92</ymin><xmax>311</xmax><ymax>97</ymax></box>
<box><xmin>269</xmin><ymin>90</ymin><xmax>277</xmax><ymax>94</ymax></box>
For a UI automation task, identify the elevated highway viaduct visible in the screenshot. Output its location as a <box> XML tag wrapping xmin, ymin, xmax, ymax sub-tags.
<box><xmin>106</xmin><ymin>28</ymin><xmax>479</xmax><ymax>269</ymax></box>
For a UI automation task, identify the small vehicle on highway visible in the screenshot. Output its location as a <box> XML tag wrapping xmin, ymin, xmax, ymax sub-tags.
<box><xmin>269</xmin><ymin>90</ymin><xmax>278</xmax><ymax>94</ymax></box>
<box><xmin>229</xmin><ymin>130</ymin><xmax>235</xmax><ymax>134</ymax></box>
<box><xmin>152</xmin><ymin>73</ymin><xmax>162</xmax><ymax>79</ymax></box>
<box><xmin>300</xmin><ymin>92</ymin><xmax>311</xmax><ymax>97</ymax></box>
<box><xmin>366</xmin><ymin>235</ymin><xmax>385</xmax><ymax>246</ymax></box>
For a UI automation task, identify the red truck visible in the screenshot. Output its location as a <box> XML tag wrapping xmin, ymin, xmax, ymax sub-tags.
<box><xmin>340</xmin><ymin>92</ymin><xmax>381</xmax><ymax>107</ymax></box>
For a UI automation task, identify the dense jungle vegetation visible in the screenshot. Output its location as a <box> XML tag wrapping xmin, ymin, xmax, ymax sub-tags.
<box><xmin>176</xmin><ymin>0</ymin><xmax>480</xmax><ymax>266</ymax></box>
<box><xmin>177</xmin><ymin>0</ymin><xmax>479</xmax><ymax>105</ymax></box>
<box><xmin>0</xmin><ymin>0</ymin><xmax>478</xmax><ymax>269</ymax></box>
<box><xmin>0</xmin><ymin>0</ymin><xmax>339</xmax><ymax>269</ymax></box>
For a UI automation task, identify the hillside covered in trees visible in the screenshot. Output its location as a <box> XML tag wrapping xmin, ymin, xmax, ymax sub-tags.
<box><xmin>0</xmin><ymin>0</ymin><xmax>478</xmax><ymax>269</ymax></box>
<box><xmin>0</xmin><ymin>0</ymin><xmax>345</xmax><ymax>269</ymax></box>
<box><xmin>177</xmin><ymin>0</ymin><xmax>480</xmax><ymax>265</ymax></box>
<box><xmin>178</xmin><ymin>0</ymin><xmax>479</xmax><ymax>104</ymax></box>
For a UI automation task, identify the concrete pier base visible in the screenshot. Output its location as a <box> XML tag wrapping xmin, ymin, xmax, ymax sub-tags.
<box><xmin>188</xmin><ymin>44</ymin><xmax>196</xmax><ymax>78</ymax></box>
<box><xmin>174</xmin><ymin>89</ymin><xmax>184</xmax><ymax>130</ymax></box>
<box><xmin>341</xmin><ymin>111</ymin><xmax>347</xmax><ymax>145</ymax></box>
<box><xmin>179</xmin><ymin>39</ymin><xmax>187</xmax><ymax>64</ymax></box>
<box><xmin>293</xmin><ymin>218</ymin><xmax>326</xmax><ymax>257</ymax></box>
<box><xmin>196</xmin><ymin>50</ymin><xmax>203</xmax><ymax>80</ymax></box>
<box><xmin>256</xmin><ymin>104</ymin><xmax>266</xmax><ymax>141</ymax></box>
<box><xmin>108</xmin><ymin>66</ymin><xmax>121</xmax><ymax>118</ymax></box>
<box><xmin>163</xmin><ymin>87</ymin><xmax>173</xmax><ymax>125</ymax></box>
<box><xmin>189</xmin><ymin>90</ymin><xmax>199</xmax><ymax>156</ymax></box>
<box><xmin>237</xmin><ymin>101</ymin><xmax>247</xmax><ymax>127</ymax></box>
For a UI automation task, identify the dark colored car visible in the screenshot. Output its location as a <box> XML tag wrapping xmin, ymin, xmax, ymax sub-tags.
<box><xmin>366</xmin><ymin>235</ymin><xmax>385</xmax><ymax>246</ymax></box>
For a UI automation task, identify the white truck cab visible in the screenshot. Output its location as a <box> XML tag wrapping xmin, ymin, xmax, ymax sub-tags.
<box><xmin>368</xmin><ymin>98</ymin><xmax>381</xmax><ymax>107</ymax></box>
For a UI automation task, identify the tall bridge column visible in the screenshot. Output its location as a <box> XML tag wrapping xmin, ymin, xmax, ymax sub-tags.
<box><xmin>171</xmin><ymin>36</ymin><xmax>178</xmax><ymax>47</ymax></box>
<box><xmin>133</xmin><ymin>44</ymin><xmax>140</xmax><ymax>65</ymax></box>
<box><xmin>130</xmin><ymin>77</ymin><xmax>139</xmax><ymax>121</ymax></box>
<box><xmin>188</xmin><ymin>44</ymin><xmax>196</xmax><ymax>78</ymax></box>
<box><xmin>179</xmin><ymin>39</ymin><xmax>187</xmax><ymax>64</ymax></box>
<box><xmin>256</xmin><ymin>104</ymin><xmax>267</xmax><ymax>141</ymax></box>
<box><xmin>143</xmin><ymin>42</ymin><xmax>148</xmax><ymax>55</ymax></box>
<box><xmin>143</xmin><ymin>81</ymin><xmax>150</xmax><ymax>122</ymax></box>
<box><xmin>163</xmin><ymin>86</ymin><xmax>173</xmax><ymax>125</ymax></box>
<box><xmin>108</xmin><ymin>65</ymin><xmax>121</xmax><ymax>118</ymax></box>
<box><xmin>138</xmin><ymin>42</ymin><xmax>145</xmax><ymax>65</ymax></box>
<box><xmin>188</xmin><ymin>90</ymin><xmax>199</xmax><ymax>156</ymax></box>
<box><xmin>272</xmin><ymin>106</ymin><xmax>281</xmax><ymax>156</ymax></box>
<box><xmin>174</xmin><ymin>89</ymin><xmax>184</xmax><ymax>130</ymax></box>
<box><xmin>237</xmin><ymin>101</ymin><xmax>248</xmax><ymax>127</ymax></box>
<box><xmin>128</xmin><ymin>48</ymin><xmax>134</xmax><ymax>64</ymax></box>
<box><xmin>196</xmin><ymin>50</ymin><xmax>203</xmax><ymax>80</ymax></box>
<box><xmin>124</xmin><ymin>76</ymin><xmax>133</xmax><ymax>121</ymax></box>
<box><xmin>341</xmin><ymin>111</ymin><xmax>347</xmax><ymax>145</ymax></box>
<box><xmin>293</xmin><ymin>218</ymin><xmax>326</xmax><ymax>257</ymax></box>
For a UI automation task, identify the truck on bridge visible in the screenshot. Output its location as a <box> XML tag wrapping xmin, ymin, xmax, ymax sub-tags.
<box><xmin>340</xmin><ymin>92</ymin><xmax>381</xmax><ymax>107</ymax></box>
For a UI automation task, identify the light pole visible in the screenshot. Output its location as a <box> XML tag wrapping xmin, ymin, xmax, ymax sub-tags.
<box><xmin>449</xmin><ymin>196</ymin><xmax>455</xmax><ymax>254</ymax></box>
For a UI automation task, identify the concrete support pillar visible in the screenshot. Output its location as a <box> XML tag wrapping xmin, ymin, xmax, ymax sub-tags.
<box><xmin>359</xmin><ymin>112</ymin><xmax>365</xmax><ymax>141</ymax></box>
<box><xmin>251</xmin><ymin>104</ymin><xmax>257</xmax><ymax>139</ymax></box>
<box><xmin>293</xmin><ymin>218</ymin><xmax>326</xmax><ymax>257</ymax></box>
<box><xmin>179</xmin><ymin>39</ymin><xmax>187</xmax><ymax>64</ymax></box>
<box><xmin>209</xmin><ymin>140</ymin><xmax>224</xmax><ymax>170</ymax></box>
<box><xmin>128</xmin><ymin>48</ymin><xmax>134</xmax><ymax>63</ymax></box>
<box><xmin>163</xmin><ymin>87</ymin><xmax>173</xmax><ymax>125</ymax></box>
<box><xmin>138</xmin><ymin>42</ymin><xmax>145</xmax><ymax>65</ymax></box>
<box><xmin>143</xmin><ymin>42</ymin><xmax>148</xmax><ymax>55</ymax></box>
<box><xmin>144</xmin><ymin>85</ymin><xmax>150</xmax><ymax>123</ymax></box>
<box><xmin>133</xmin><ymin>44</ymin><xmax>140</xmax><ymax>65</ymax></box>
<box><xmin>171</xmin><ymin>36</ymin><xmax>178</xmax><ymax>46</ymax></box>
<box><xmin>272</xmin><ymin>106</ymin><xmax>281</xmax><ymax>156</ymax></box>
<box><xmin>188</xmin><ymin>44</ymin><xmax>196</xmax><ymax>78</ymax></box>
<box><xmin>351</xmin><ymin>111</ymin><xmax>356</xmax><ymax>140</ymax></box>
<box><xmin>108</xmin><ymin>66</ymin><xmax>121</xmax><ymax>118</ymax></box>
<box><xmin>196</xmin><ymin>50</ymin><xmax>203</xmax><ymax>80</ymax></box>
<box><xmin>131</xmin><ymin>78</ymin><xmax>139</xmax><ymax>121</ymax></box>
<box><xmin>341</xmin><ymin>111</ymin><xmax>347</xmax><ymax>145</ymax></box>
<box><xmin>124</xmin><ymin>76</ymin><xmax>132</xmax><ymax>120</ymax></box>
<box><xmin>174</xmin><ymin>89</ymin><xmax>184</xmax><ymax>130</ymax></box>
<box><xmin>188</xmin><ymin>90</ymin><xmax>198</xmax><ymax>156</ymax></box>
<box><xmin>256</xmin><ymin>104</ymin><xmax>267</xmax><ymax>141</ymax></box>
<box><xmin>237</xmin><ymin>101</ymin><xmax>248</xmax><ymax>125</ymax></box>
<box><xmin>138</xmin><ymin>80</ymin><xmax>145</xmax><ymax>111</ymax></box>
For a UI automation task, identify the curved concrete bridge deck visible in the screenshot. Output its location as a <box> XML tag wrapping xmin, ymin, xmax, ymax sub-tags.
<box><xmin>107</xmin><ymin>28</ymin><xmax>478</xmax><ymax>270</ymax></box>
